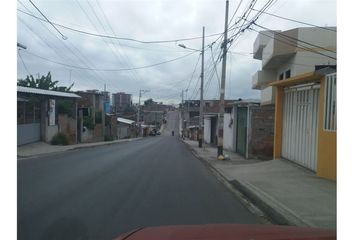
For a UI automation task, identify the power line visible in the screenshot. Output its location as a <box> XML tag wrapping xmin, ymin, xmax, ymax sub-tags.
<box><xmin>17</xmin><ymin>8</ymin><xmax>229</xmax><ymax>44</ymax></box>
<box><xmin>18</xmin><ymin>1</ymin><xmax>110</xmax><ymax>88</ymax></box>
<box><xmin>186</xmin><ymin>53</ymin><xmax>202</xmax><ymax>91</ymax></box>
<box><xmin>251</xmin><ymin>8</ymin><xmax>337</xmax><ymax>32</ymax></box>
<box><xmin>74</xmin><ymin>0</ymin><xmax>138</xmax><ymax>86</ymax></box>
<box><xmin>252</xmin><ymin>22</ymin><xmax>336</xmax><ymax>54</ymax></box>
<box><xmin>93</xmin><ymin>0</ymin><xmax>145</xmax><ymax>88</ymax></box>
<box><xmin>228</xmin><ymin>0</ymin><xmax>244</xmax><ymax>25</ymax></box>
<box><xmin>28</xmin><ymin>0</ymin><xmax>67</xmax><ymax>40</ymax></box>
<box><xmin>249</xmin><ymin>27</ymin><xmax>336</xmax><ymax>60</ymax></box>
<box><xmin>18</xmin><ymin>50</ymin><xmax>31</xmax><ymax>75</ymax></box>
<box><xmin>210</xmin><ymin>46</ymin><xmax>221</xmax><ymax>95</ymax></box>
<box><xmin>22</xmin><ymin>50</ymin><xmax>198</xmax><ymax>72</ymax></box>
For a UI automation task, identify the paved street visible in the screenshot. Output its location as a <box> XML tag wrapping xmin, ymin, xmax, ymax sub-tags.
<box><xmin>18</xmin><ymin>111</ymin><xmax>260</xmax><ymax>240</ymax></box>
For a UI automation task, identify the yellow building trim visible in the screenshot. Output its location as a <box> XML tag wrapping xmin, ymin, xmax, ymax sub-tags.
<box><xmin>317</xmin><ymin>77</ymin><xmax>337</xmax><ymax>180</ymax></box>
<box><xmin>269</xmin><ymin>71</ymin><xmax>323</xmax><ymax>88</ymax></box>
<box><xmin>272</xmin><ymin>72</ymin><xmax>336</xmax><ymax>180</ymax></box>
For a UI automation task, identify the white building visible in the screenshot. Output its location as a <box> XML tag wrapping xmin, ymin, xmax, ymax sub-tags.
<box><xmin>252</xmin><ymin>27</ymin><xmax>336</xmax><ymax>105</ymax></box>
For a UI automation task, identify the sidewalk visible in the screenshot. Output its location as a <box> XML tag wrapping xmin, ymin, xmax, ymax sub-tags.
<box><xmin>18</xmin><ymin>137</ymin><xmax>143</xmax><ymax>158</ymax></box>
<box><xmin>183</xmin><ymin>139</ymin><xmax>336</xmax><ymax>230</ymax></box>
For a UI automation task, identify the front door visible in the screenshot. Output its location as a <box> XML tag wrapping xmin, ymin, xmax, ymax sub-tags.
<box><xmin>281</xmin><ymin>84</ymin><xmax>320</xmax><ymax>171</ymax></box>
<box><xmin>236</xmin><ymin>107</ymin><xmax>248</xmax><ymax>156</ymax></box>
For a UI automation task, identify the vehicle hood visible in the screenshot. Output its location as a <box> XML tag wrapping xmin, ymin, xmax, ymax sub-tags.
<box><xmin>114</xmin><ymin>224</ymin><xmax>336</xmax><ymax>240</ymax></box>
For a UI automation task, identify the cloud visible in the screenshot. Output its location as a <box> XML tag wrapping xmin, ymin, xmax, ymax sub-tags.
<box><xmin>17</xmin><ymin>0</ymin><xmax>336</xmax><ymax>104</ymax></box>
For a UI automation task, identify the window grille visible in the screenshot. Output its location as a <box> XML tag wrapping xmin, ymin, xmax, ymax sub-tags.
<box><xmin>324</xmin><ymin>73</ymin><xmax>336</xmax><ymax>131</ymax></box>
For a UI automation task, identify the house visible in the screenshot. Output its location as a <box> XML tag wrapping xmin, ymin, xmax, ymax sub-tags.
<box><xmin>252</xmin><ymin>26</ymin><xmax>336</xmax><ymax>180</ymax></box>
<box><xmin>76</xmin><ymin>90</ymin><xmax>106</xmax><ymax>143</ymax></box>
<box><xmin>117</xmin><ymin>117</ymin><xmax>136</xmax><ymax>139</ymax></box>
<box><xmin>17</xmin><ymin>86</ymin><xmax>80</xmax><ymax>145</ymax></box>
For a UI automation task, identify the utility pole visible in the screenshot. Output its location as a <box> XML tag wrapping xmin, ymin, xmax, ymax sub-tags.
<box><xmin>217</xmin><ymin>0</ymin><xmax>229</xmax><ymax>159</ymax></box>
<box><xmin>181</xmin><ymin>89</ymin><xmax>184</xmax><ymax>138</ymax></box>
<box><xmin>137</xmin><ymin>89</ymin><xmax>149</xmax><ymax>136</ymax></box>
<box><xmin>198</xmin><ymin>26</ymin><xmax>205</xmax><ymax>148</ymax></box>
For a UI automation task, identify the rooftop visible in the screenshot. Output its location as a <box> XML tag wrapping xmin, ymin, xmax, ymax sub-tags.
<box><xmin>17</xmin><ymin>86</ymin><xmax>81</xmax><ymax>98</ymax></box>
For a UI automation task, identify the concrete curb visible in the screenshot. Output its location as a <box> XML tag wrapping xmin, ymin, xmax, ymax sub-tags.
<box><xmin>181</xmin><ymin>139</ymin><xmax>312</xmax><ymax>227</ymax></box>
<box><xmin>229</xmin><ymin>179</ymin><xmax>313</xmax><ymax>227</ymax></box>
<box><xmin>18</xmin><ymin>137</ymin><xmax>144</xmax><ymax>159</ymax></box>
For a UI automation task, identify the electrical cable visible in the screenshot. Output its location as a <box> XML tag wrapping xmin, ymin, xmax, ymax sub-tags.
<box><xmin>17</xmin><ymin>8</ymin><xmax>232</xmax><ymax>44</ymax></box>
<box><xmin>28</xmin><ymin>0</ymin><xmax>67</xmax><ymax>40</ymax></box>
<box><xmin>21</xmin><ymin>50</ymin><xmax>198</xmax><ymax>72</ymax></box>
<box><xmin>18</xmin><ymin>50</ymin><xmax>31</xmax><ymax>75</ymax></box>
<box><xmin>251</xmin><ymin>8</ymin><xmax>337</xmax><ymax>32</ymax></box>
<box><xmin>252</xmin><ymin>22</ymin><xmax>336</xmax><ymax>53</ymax></box>
<box><xmin>249</xmin><ymin>27</ymin><xmax>336</xmax><ymax>60</ymax></box>
<box><xmin>18</xmin><ymin>0</ymin><xmax>110</xmax><ymax>88</ymax></box>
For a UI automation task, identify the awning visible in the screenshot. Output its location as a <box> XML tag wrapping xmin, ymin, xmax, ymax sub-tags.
<box><xmin>268</xmin><ymin>72</ymin><xmax>323</xmax><ymax>88</ymax></box>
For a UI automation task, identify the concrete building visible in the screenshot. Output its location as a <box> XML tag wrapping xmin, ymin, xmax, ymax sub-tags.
<box><xmin>252</xmin><ymin>27</ymin><xmax>336</xmax><ymax>105</ymax></box>
<box><xmin>17</xmin><ymin>86</ymin><xmax>80</xmax><ymax>145</ymax></box>
<box><xmin>252</xmin><ymin>27</ymin><xmax>336</xmax><ymax>180</ymax></box>
<box><xmin>76</xmin><ymin>90</ymin><xmax>106</xmax><ymax>143</ymax></box>
<box><xmin>112</xmin><ymin>92</ymin><xmax>132</xmax><ymax>113</ymax></box>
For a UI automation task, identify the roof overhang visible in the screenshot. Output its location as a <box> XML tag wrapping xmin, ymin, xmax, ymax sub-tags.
<box><xmin>18</xmin><ymin>86</ymin><xmax>81</xmax><ymax>98</ymax></box>
<box><xmin>268</xmin><ymin>72</ymin><xmax>323</xmax><ymax>88</ymax></box>
<box><xmin>117</xmin><ymin>117</ymin><xmax>135</xmax><ymax>125</ymax></box>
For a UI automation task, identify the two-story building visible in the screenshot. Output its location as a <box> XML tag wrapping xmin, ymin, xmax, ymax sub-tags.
<box><xmin>252</xmin><ymin>27</ymin><xmax>336</xmax><ymax>180</ymax></box>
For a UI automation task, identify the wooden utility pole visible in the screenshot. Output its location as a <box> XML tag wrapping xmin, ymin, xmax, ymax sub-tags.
<box><xmin>198</xmin><ymin>26</ymin><xmax>205</xmax><ymax>148</ymax></box>
<box><xmin>217</xmin><ymin>0</ymin><xmax>229</xmax><ymax>158</ymax></box>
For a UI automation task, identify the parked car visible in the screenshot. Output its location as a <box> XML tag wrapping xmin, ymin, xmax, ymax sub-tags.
<box><xmin>156</xmin><ymin>131</ymin><xmax>161</xmax><ymax>135</ymax></box>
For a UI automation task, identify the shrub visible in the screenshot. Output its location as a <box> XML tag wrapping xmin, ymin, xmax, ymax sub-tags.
<box><xmin>51</xmin><ymin>133</ymin><xmax>69</xmax><ymax>145</ymax></box>
<box><xmin>58</xmin><ymin>100</ymin><xmax>74</xmax><ymax>118</ymax></box>
<box><xmin>83</xmin><ymin>116</ymin><xmax>95</xmax><ymax>130</ymax></box>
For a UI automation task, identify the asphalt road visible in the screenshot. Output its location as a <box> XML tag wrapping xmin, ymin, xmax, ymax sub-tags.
<box><xmin>18</xmin><ymin>111</ymin><xmax>260</xmax><ymax>240</ymax></box>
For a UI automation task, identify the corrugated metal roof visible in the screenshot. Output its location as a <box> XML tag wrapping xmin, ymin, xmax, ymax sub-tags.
<box><xmin>117</xmin><ymin>117</ymin><xmax>135</xmax><ymax>125</ymax></box>
<box><xmin>17</xmin><ymin>86</ymin><xmax>81</xmax><ymax>98</ymax></box>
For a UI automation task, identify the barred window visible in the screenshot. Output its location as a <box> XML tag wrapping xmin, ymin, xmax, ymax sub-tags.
<box><xmin>324</xmin><ymin>73</ymin><xmax>336</xmax><ymax>131</ymax></box>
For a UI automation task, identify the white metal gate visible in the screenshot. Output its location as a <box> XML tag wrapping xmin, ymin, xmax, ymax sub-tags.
<box><xmin>282</xmin><ymin>84</ymin><xmax>320</xmax><ymax>171</ymax></box>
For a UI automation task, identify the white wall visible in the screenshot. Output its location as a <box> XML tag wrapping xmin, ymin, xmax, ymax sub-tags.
<box><xmin>261</xmin><ymin>86</ymin><xmax>275</xmax><ymax>105</ymax></box>
<box><xmin>223</xmin><ymin>113</ymin><xmax>234</xmax><ymax>151</ymax></box>
<box><xmin>46</xmin><ymin>125</ymin><xmax>58</xmax><ymax>142</ymax></box>
<box><xmin>203</xmin><ymin>118</ymin><xmax>211</xmax><ymax>144</ymax></box>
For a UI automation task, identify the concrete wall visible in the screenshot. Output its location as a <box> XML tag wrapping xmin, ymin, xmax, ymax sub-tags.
<box><xmin>203</xmin><ymin>118</ymin><xmax>211</xmax><ymax>144</ymax></box>
<box><xmin>117</xmin><ymin>126</ymin><xmax>129</xmax><ymax>139</ymax></box>
<box><xmin>58</xmin><ymin>114</ymin><xmax>77</xmax><ymax>144</ymax></box>
<box><xmin>46</xmin><ymin>125</ymin><xmax>59</xmax><ymax>142</ymax></box>
<box><xmin>81</xmin><ymin>129</ymin><xmax>94</xmax><ymax>143</ymax></box>
<box><xmin>261</xmin><ymin>86</ymin><xmax>275</xmax><ymax>105</ymax></box>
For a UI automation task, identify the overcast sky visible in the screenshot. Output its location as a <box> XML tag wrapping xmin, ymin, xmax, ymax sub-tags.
<box><xmin>16</xmin><ymin>0</ymin><xmax>337</xmax><ymax>104</ymax></box>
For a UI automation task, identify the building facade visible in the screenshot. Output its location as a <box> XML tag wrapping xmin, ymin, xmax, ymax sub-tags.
<box><xmin>252</xmin><ymin>26</ymin><xmax>336</xmax><ymax>180</ymax></box>
<box><xmin>112</xmin><ymin>92</ymin><xmax>132</xmax><ymax>113</ymax></box>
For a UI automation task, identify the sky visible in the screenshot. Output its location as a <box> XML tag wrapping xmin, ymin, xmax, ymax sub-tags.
<box><xmin>16</xmin><ymin>0</ymin><xmax>337</xmax><ymax>104</ymax></box>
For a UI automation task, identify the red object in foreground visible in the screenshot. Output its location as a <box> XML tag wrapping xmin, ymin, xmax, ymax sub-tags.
<box><xmin>114</xmin><ymin>224</ymin><xmax>336</xmax><ymax>240</ymax></box>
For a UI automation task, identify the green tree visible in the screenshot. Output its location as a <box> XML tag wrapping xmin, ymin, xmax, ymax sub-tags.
<box><xmin>17</xmin><ymin>72</ymin><xmax>73</xmax><ymax>92</ymax></box>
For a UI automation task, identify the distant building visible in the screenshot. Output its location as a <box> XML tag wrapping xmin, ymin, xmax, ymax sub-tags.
<box><xmin>112</xmin><ymin>92</ymin><xmax>132</xmax><ymax>113</ymax></box>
